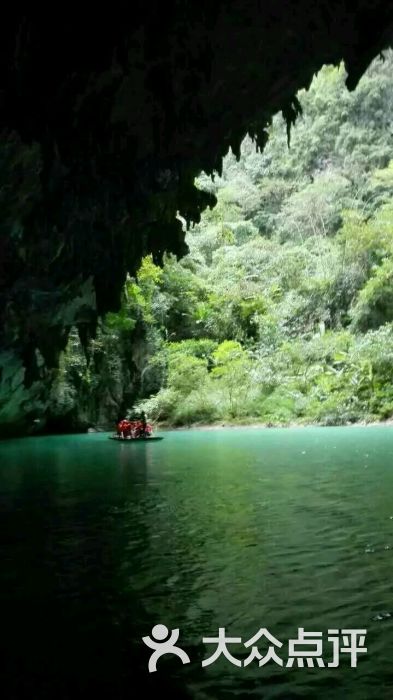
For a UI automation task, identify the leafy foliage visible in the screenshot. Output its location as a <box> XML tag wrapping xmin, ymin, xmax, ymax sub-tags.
<box><xmin>58</xmin><ymin>51</ymin><xmax>393</xmax><ymax>428</ymax></box>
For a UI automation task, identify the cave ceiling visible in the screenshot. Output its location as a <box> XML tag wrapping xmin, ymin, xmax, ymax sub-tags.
<box><xmin>0</xmin><ymin>1</ymin><xmax>392</xmax><ymax>432</ymax></box>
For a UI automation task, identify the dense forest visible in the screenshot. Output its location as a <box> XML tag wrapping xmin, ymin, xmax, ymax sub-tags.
<box><xmin>50</xmin><ymin>51</ymin><xmax>393</xmax><ymax>430</ymax></box>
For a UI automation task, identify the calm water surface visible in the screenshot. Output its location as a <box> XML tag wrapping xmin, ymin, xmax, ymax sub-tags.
<box><xmin>1</xmin><ymin>426</ymin><xmax>393</xmax><ymax>698</ymax></box>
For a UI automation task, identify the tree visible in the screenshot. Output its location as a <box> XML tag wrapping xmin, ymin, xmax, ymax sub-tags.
<box><xmin>211</xmin><ymin>341</ymin><xmax>253</xmax><ymax>417</ymax></box>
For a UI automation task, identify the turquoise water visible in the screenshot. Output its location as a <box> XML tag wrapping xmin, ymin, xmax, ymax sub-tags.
<box><xmin>1</xmin><ymin>426</ymin><xmax>393</xmax><ymax>698</ymax></box>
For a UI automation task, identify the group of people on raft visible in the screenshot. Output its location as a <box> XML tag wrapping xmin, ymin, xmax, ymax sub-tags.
<box><xmin>116</xmin><ymin>411</ymin><xmax>153</xmax><ymax>439</ymax></box>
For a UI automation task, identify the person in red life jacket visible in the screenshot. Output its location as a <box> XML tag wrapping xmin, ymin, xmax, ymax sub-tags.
<box><xmin>133</xmin><ymin>420</ymin><xmax>142</xmax><ymax>438</ymax></box>
<box><xmin>116</xmin><ymin>413</ymin><xmax>153</xmax><ymax>439</ymax></box>
<box><xmin>117</xmin><ymin>419</ymin><xmax>132</xmax><ymax>439</ymax></box>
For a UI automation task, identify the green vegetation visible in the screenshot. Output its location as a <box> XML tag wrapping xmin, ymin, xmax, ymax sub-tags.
<box><xmin>56</xmin><ymin>52</ymin><xmax>393</xmax><ymax>429</ymax></box>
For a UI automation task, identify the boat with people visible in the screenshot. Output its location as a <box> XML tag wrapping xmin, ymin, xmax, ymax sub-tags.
<box><xmin>109</xmin><ymin>412</ymin><xmax>163</xmax><ymax>441</ymax></box>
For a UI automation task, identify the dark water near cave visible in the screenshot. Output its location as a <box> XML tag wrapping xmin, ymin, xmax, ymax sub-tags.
<box><xmin>1</xmin><ymin>427</ymin><xmax>393</xmax><ymax>699</ymax></box>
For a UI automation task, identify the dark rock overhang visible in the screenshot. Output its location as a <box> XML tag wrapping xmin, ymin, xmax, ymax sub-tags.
<box><xmin>0</xmin><ymin>2</ymin><xmax>392</xmax><ymax>433</ymax></box>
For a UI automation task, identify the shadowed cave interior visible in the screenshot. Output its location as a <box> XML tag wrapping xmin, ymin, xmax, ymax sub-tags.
<box><xmin>0</xmin><ymin>2</ymin><xmax>392</xmax><ymax>436</ymax></box>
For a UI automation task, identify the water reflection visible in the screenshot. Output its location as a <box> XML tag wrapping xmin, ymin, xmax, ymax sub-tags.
<box><xmin>1</xmin><ymin>428</ymin><xmax>393</xmax><ymax>698</ymax></box>
<box><xmin>0</xmin><ymin>436</ymin><xmax>198</xmax><ymax>697</ymax></box>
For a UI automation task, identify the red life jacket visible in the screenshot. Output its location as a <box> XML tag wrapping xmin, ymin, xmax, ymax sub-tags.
<box><xmin>117</xmin><ymin>419</ymin><xmax>132</xmax><ymax>435</ymax></box>
<box><xmin>117</xmin><ymin>419</ymin><xmax>152</xmax><ymax>436</ymax></box>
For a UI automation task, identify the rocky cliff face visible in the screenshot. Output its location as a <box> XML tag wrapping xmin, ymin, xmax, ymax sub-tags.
<box><xmin>0</xmin><ymin>2</ymin><xmax>392</xmax><ymax>435</ymax></box>
<box><xmin>44</xmin><ymin>324</ymin><xmax>145</xmax><ymax>434</ymax></box>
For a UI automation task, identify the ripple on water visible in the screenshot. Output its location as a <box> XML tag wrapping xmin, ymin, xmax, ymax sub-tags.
<box><xmin>1</xmin><ymin>427</ymin><xmax>393</xmax><ymax>699</ymax></box>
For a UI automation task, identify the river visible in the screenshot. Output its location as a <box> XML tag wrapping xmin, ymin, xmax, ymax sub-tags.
<box><xmin>1</xmin><ymin>426</ymin><xmax>393</xmax><ymax>698</ymax></box>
